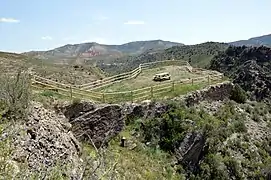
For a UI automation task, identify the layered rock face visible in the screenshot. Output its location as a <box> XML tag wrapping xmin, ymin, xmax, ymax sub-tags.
<box><xmin>58</xmin><ymin>102</ymin><xmax>124</xmax><ymax>148</ymax></box>
<box><xmin>175</xmin><ymin>132</ymin><xmax>206</xmax><ymax>172</ymax></box>
<box><xmin>122</xmin><ymin>100</ymin><xmax>170</xmax><ymax>120</ymax></box>
<box><xmin>179</xmin><ymin>81</ymin><xmax>234</xmax><ymax>106</ymax></box>
<box><xmin>55</xmin><ymin>81</ymin><xmax>234</xmax><ymax>149</ymax></box>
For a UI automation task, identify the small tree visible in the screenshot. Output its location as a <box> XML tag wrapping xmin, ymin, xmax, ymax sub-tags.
<box><xmin>230</xmin><ymin>84</ymin><xmax>247</xmax><ymax>104</ymax></box>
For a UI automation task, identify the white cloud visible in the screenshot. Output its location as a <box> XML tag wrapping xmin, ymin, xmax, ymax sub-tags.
<box><xmin>124</xmin><ymin>20</ymin><xmax>145</xmax><ymax>25</ymax></box>
<box><xmin>0</xmin><ymin>18</ymin><xmax>20</xmax><ymax>23</ymax></box>
<box><xmin>41</xmin><ymin>36</ymin><xmax>53</xmax><ymax>40</ymax></box>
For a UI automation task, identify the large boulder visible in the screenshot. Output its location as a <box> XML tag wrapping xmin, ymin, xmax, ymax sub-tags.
<box><xmin>59</xmin><ymin>102</ymin><xmax>124</xmax><ymax>148</ymax></box>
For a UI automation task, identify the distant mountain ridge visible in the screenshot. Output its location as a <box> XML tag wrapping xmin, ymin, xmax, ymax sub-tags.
<box><xmin>24</xmin><ymin>40</ymin><xmax>184</xmax><ymax>59</ymax></box>
<box><xmin>230</xmin><ymin>34</ymin><xmax>271</xmax><ymax>47</ymax></box>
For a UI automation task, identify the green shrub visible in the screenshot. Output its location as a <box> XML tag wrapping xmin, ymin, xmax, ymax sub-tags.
<box><xmin>141</xmin><ymin>107</ymin><xmax>192</xmax><ymax>152</ymax></box>
<box><xmin>245</xmin><ymin>105</ymin><xmax>253</xmax><ymax>114</ymax></box>
<box><xmin>252</xmin><ymin>113</ymin><xmax>261</xmax><ymax>122</ymax></box>
<box><xmin>233</xmin><ymin>120</ymin><xmax>247</xmax><ymax>133</ymax></box>
<box><xmin>223</xmin><ymin>156</ymin><xmax>242</xmax><ymax>179</ymax></box>
<box><xmin>230</xmin><ymin>84</ymin><xmax>247</xmax><ymax>103</ymax></box>
<box><xmin>0</xmin><ymin>69</ymin><xmax>31</xmax><ymax>119</ymax></box>
<box><xmin>72</xmin><ymin>98</ymin><xmax>81</xmax><ymax>105</ymax></box>
<box><xmin>198</xmin><ymin>154</ymin><xmax>229</xmax><ymax>179</ymax></box>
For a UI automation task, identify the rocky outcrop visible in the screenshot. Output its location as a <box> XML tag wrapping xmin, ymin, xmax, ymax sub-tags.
<box><xmin>122</xmin><ymin>100</ymin><xmax>169</xmax><ymax>121</ymax></box>
<box><xmin>175</xmin><ymin>81</ymin><xmax>234</xmax><ymax>106</ymax></box>
<box><xmin>55</xmin><ymin>82</ymin><xmax>234</xmax><ymax>149</ymax></box>
<box><xmin>175</xmin><ymin>132</ymin><xmax>206</xmax><ymax>173</ymax></box>
<box><xmin>56</xmin><ymin>100</ymin><xmax>96</xmax><ymax>120</ymax></box>
<box><xmin>233</xmin><ymin>60</ymin><xmax>271</xmax><ymax>101</ymax></box>
<box><xmin>59</xmin><ymin>102</ymin><xmax>124</xmax><ymax>148</ymax></box>
<box><xmin>12</xmin><ymin>102</ymin><xmax>82</xmax><ymax>178</ymax></box>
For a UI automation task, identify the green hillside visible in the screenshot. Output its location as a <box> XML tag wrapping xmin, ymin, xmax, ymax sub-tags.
<box><xmin>98</xmin><ymin>42</ymin><xmax>228</xmax><ymax>75</ymax></box>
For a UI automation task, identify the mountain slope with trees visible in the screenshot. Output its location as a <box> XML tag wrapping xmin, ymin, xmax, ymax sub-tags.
<box><xmin>98</xmin><ymin>42</ymin><xmax>228</xmax><ymax>75</ymax></box>
<box><xmin>210</xmin><ymin>45</ymin><xmax>271</xmax><ymax>100</ymax></box>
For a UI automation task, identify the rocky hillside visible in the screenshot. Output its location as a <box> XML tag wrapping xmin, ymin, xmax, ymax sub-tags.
<box><xmin>23</xmin><ymin>40</ymin><xmax>183</xmax><ymax>60</ymax></box>
<box><xmin>1</xmin><ymin>69</ymin><xmax>271</xmax><ymax>179</ymax></box>
<box><xmin>230</xmin><ymin>34</ymin><xmax>271</xmax><ymax>47</ymax></box>
<box><xmin>98</xmin><ymin>42</ymin><xmax>228</xmax><ymax>75</ymax></box>
<box><xmin>210</xmin><ymin>45</ymin><xmax>271</xmax><ymax>100</ymax></box>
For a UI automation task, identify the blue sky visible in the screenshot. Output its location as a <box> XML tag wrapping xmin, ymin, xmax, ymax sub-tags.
<box><xmin>0</xmin><ymin>0</ymin><xmax>270</xmax><ymax>52</ymax></box>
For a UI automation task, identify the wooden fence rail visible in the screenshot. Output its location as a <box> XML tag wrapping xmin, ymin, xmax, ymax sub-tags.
<box><xmin>29</xmin><ymin>59</ymin><xmax>224</xmax><ymax>103</ymax></box>
<box><xmin>32</xmin><ymin>73</ymin><xmax>224</xmax><ymax>103</ymax></box>
<box><xmin>32</xmin><ymin>60</ymin><xmax>190</xmax><ymax>92</ymax></box>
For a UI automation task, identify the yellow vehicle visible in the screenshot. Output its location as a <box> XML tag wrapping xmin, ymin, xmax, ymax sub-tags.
<box><xmin>153</xmin><ymin>72</ymin><xmax>171</xmax><ymax>81</ymax></box>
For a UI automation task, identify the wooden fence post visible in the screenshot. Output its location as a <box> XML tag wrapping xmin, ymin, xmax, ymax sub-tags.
<box><xmin>102</xmin><ymin>93</ymin><xmax>105</xmax><ymax>103</ymax></box>
<box><xmin>131</xmin><ymin>91</ymin><xmax>133</xmax><ymax>103</ymax></box>
<box><xmin>70</xmin><ymin>86</ymin><xmax>73</xmax><ymax>102</ymax></box>
<box><xmin>192</xmin><ymin>78</ymin><xmax>194</xmax><ymax>85</ymax></box>
<box><xmin>150</xmin><ymin>86</ymin><xmax>153</xmax><ymax>99</ymax></box>
<box><xmin>172</xmin><ymin>81</ymin><xmax>175</xmax><ymax>91</ymax></box>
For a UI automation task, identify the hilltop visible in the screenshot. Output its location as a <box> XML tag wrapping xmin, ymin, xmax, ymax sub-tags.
<box><xmin>230</xmin><ymin>34</ymin><xmax>271</xmax><ymax>47</ymax></box>
<box><xmin>23</xmin><ymin>40</ymin><xmax>183</xmax><ymax>61</ymax></box>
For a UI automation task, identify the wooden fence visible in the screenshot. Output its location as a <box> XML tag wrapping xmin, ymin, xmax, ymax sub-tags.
<box><xmin>32</xmin><ymin>60</ymin><xmax>190</xmax><ymax>92</ymax></box>
<box><xmin>32</xmin><ymin>73</ymin><xmax>224</xmax><ymax>103</ymax></box>
<box><xmin>30</xmin><ymin>59</ymin><xmax>224</xmax><ymax>103</ymax></box>
<box><xmin>78</xmin><ymin>60</ymin><xmax>190</xmax><ymax>90</ymax></box>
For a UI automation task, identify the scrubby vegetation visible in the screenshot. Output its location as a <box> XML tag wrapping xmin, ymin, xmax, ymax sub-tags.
<box><xmin>129</xmin><ymin>100</ymin><xmax>271</xmax><ymax>179</ymax></box>
<box><xmin>210</xmin><ymin>45</ymin><xmax>271</xmax><ymax>76</ymax></box>
<box><xmin>98</xmin><ymin>42</ymin><xmax>228</xmax><ymax>75</ymax></box>
<box><xmin>230</xmin><ymin>84</ymin><xmax>247</xmax><ymax>103</ymax></box>
<box><xmin>210</xmin><ymin>45</ymin><xmax>271</xmax><ymax>101</ymax></box>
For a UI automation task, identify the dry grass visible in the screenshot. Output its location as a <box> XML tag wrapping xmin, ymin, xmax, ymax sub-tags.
<box><xmin>98</xmin><ymin>65</ymin><xmax>216</xmax><ymax>92</ymax></box>
<box><xmin>0</xmin><ymin>52</ymin><xmax>103</xmax><ymax>85</ymax></box>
